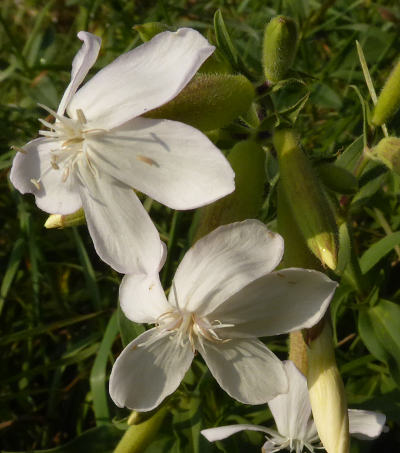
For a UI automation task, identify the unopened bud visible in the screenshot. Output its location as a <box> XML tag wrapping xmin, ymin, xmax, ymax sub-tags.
<box><xmin>317</xmin><ymin>162</ymin><xmax>358</xmax><ymax>194</ymax></box>
<box><xmin>372</xmin><ymin>60</ymin><xmax>400</xmax><ymax>126</ymax></box>
<box><xmin>134</xmin><ymin>22</ymin><xmax>173</xmax><ymax>42</ymax></box>
<box><xmin>273</xmin><ymin>129</ymin><xmax>338</xmax><ymax>270</ymax></box>
<box><xmin>193</xmin><ymin>140</ymin><xmax>265</xmax><ymax>240</ymax></box>
<box><xmin>373</xmin><ymin>136</ymin><xmax>400</xmax><ymax>174</ymax></box>
<box><xmin>262</xmin><ymin>15</ymin><xmax>298</xmax><ymax>84</ymax></box>
<box><xmin>307</xmin><ymin>322</ymin><xmax>350</xmax><ymax>453</ymax></box>
<box><xmin>44</xmin><ymin>208</ymin><xmax>85</xmax><ymax>229</ymax></box>
<box><xmin>145</xmin><ymin>73</ymin><xmax>255</xmax><ymax>131</ymax></box>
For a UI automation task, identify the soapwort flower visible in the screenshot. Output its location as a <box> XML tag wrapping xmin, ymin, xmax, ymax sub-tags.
<box><xmin>10</xmin><ymin>29</ymin><xmax>234</xmax><ymax>274</ymax></box>
<box><xmin>201</xmin><ymin>361</ymin><xmax>386</xmax><ymax>452</ymax></box>
<box><xmin>109</xmin><ymin>220</ymin><xmax>337</xmax><ymax>411</ymax></box>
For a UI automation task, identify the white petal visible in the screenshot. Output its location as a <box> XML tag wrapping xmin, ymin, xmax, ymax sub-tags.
<box><xmin>170</xmin><ymin>220</ymin><xmax>284</xmax><ymax>315</ymax></box>
<box><xmin>212</xmin><ymin>268</ymin><xmax>337</xmax><ymax>338</ymax></box>
<box><xmin>9</xmin><ymin>138</ymin><xmax>82</xmax><ymax>214</ymax></box>
<box><xmin>268</xmin><ymin>361</ymin><xmax>312</xmax><ymax>441</ymax></box>
<box><xmin>198</xmin><ymin>338</ymin><xmax>288</xmax><ymax>405</ymax></box>
<box><xmin>109</xmin><ymin>328</ymin><xmax>194</xmax><ymax>411</ymax></box>
<box><xmin>77</xmin><ymin>164</ymin><xmax>164</xmax><ymax>274</ymax></box>
<box><xmin>58</xmin><ymin>31</ymin><xmax>101</xmax><ymax>116</ymax></box>
<box><xmin>119</xmin><ymin>273</ymin><xmax>171</xmax><ymax>323</ymax></box>
<box><xmin>348</xmin><ymin>409</ymin><xmax>386</xmax><ymax>440</ymax></box>
<box><xmin>68</xmin><ymin>28</ymin><xmax>214</xmax><ymax>129</ymax></box>
<box><xmin>201</xmin><ymin>424</ymin><xmax>272</xmax><ymax>442</ymax></box>
<box><xmin>87</xmin><ymin>117</ymin><xmax>234</xmax><ymax>209</ymax></box>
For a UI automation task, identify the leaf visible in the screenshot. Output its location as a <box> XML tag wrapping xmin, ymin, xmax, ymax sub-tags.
<box><xmin>213</xmin><ymin>10</ymin><xmax>238</xmax><ymax>66</ymax></box>
<box><xmin>336</xmin><ymin>135</ymin><xmax>364</xmax><ymax>172</ymax></box>
<box><xmin>90</xmin><ymin>311</ymin><xmax>119</xmax><ymax>425</ymax></box>
<box><xmin>359</xmin><ymin>231</ymin><xmax>400</xmax><ymax>274</ymax></box>
<box><xmin>117</xmin><ymin>301</ymin><xmax>145</xmax><ymax>347</ymax></box>
<box><xmin>336</xmin><ymin>222</ymin><xmax>352</xmax><ymax>276</ymax></box>
<box><xmin>359</xmin><ymin>299</ymin><xmax>400</xmax><ymax>387</ymax></box>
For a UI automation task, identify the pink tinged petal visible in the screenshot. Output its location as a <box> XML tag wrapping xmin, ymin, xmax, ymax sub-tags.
<box><xmin>119</xmin><ymin>273</ymin><xmax>171</xmax><ymax>324</ymax></box>
<box><xmin>171</xmin><ymin>220</ymin><xmax>284</xmax><ymax>315</ymax></box>
<box><xmin>9</xmin><ymin>138</ymin><xmax>82</xmax><ymax>214</ymax></box>
<box><xmin>198</xmin><ymin>338</ymin><xmax>288</xmax><ymax>405</ymax></box>
<box><xmin>58</xmin><ymin>31</ymin><xmax>101</xmax><ymax>116</ymax></box>
<box><xmin>77</xmin><ymin>164</ymin><xmax>164</xmax><ymax>274</ymax></box>
<box><xmin>109</xmin><ymin>328</ymin><xmax>194</xmax><ymax>411</ymax></box>
<box><xmin>201</xmin><ymin>424</ymin><xmax>272</xmax><ymax>442</ymax></box>
<box><xmin>87</xmin><ymin>117</ymin><xmax>234</xmax><ymax>209</ymax></box>
<box><xmin>68</xmin><ymin>28</ymin><xmax>215</xmax><ymax>129</ymax></box>
<box><xmin>213</xmin><ymin>268</ymin><xmax>337</xmax><ymax>339</ymax></box>
<box><xmin>348</xmin><ymin>409</ymin><xmax>386</xmax><ymax>440</ymax></box>
<box><xmin>268</xmin><ymin>361</ymin><xmax>313</xmax><ymax>442</ymax></box>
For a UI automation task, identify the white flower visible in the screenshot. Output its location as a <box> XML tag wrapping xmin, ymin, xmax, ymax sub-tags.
<box><xmin>201</xmin><ymin>360</ymin><xmax>387</xmax><ymax>452</ymax></box>
<box><xmin>109</xmin><ymin>220</ymin><xmax>337</xmax><ymax>411</ymax></box>
<box><xmin>10</xmin><ymin>29</ymin><xmax>234</xmax><ymax>274</ymax></box>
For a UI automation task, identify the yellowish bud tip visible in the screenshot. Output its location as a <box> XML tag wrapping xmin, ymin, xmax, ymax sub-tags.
<box><xmin>44</xmin><ymin>214</ymin><xmax>63</xmax><ymax>229</ymax></box>
<box><xmin>373</xmin><ymin>136</ymin><xmax>400</xmax><ymax>174</ymax></box>
<box><xmin>307</xmin><ymin>322</ymin><xmax>350</xmax><ymax>453</ymax></box>
<box><xmin>372</xmin><ymin>60</ymin><xmax>400</xmax><ymax>126</ymax></box>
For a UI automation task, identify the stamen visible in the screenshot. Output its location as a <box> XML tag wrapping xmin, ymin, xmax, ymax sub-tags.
<box><xmin>11</xmin><ymin>145</ymin><xmax>27</xmax><ymax>154</ymax></box>
<box><xmin>30</xmin><ymin>178</ymin><xmax>41</xmax><ymax>190</ymax></box>
<box><xmin>62</xmin><ymin>137</ymin><xmax>84</xmax><ymax>149</ymax></box>
<box><xmin>39</xmin><ymin>118</ymin><xmax>55</xmax><ymax>129</ymax></box>
<box><xmin>62</xmin><ymin>167</ymin><xmax>70</xmax><ymax>182</ymax></box>
<box><xmin>51</xmin><ymin>161</ymin><xmax>60</xmax><ymax>170</ymax></box>
<box><xmin>76</xmin><ymin>109</ymin><xmax>87</xmax><ymax>124</ymax></box>
<box><xmin>137</xmin><ymin>155</ymin><xmax>158</xmax><ymax>167</ymax></box>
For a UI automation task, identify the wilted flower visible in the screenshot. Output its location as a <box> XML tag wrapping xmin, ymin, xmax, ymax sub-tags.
<box><xmin>109</xmin><ymin>220</ymin><xmax>337</xmax><ymax>411</ymax></box>
<box><xmin>201</xmin><ymin>361</ymin><xmax>386</xmax><ymax>452</ymax></box>
<box><xmin>10</xmin><ymin>29</ymin><xmax>234</xmax><ymax>274</ymax></box>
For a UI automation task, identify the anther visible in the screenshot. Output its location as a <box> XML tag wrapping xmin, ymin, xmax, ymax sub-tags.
<box><xmin>76</xmin><ymin>109</ymin><xmax>87</xmax><ymax>124</ymax></box>
<box><xmin>30</xmin><ymin>178</ymin><xmax>41</xmax><ymax>190</ymax></box>
<box><xmin>11</xmin><ymin>145</ymin><xmax>27</xmax><ymax>154</ymax></box>
<box><xmin>137</xmin><ymin>155</ymin><xmax>159</xmax><ymax>167</ymax></box>
<box><xmin>61</xmin><ymin>137</ymin><xmax>84</xmax><ymax>149</ymax></box>
<box><xmin>62</xmin><ymin>167</ymin><xmax>70</xmax><ymax>182</ymax></box>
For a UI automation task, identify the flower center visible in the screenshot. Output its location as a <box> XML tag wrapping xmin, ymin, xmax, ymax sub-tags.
<box><xmin>30</xmin><ymin>104</ymin><xmax>106</xmax><ymax>189</ymax></box>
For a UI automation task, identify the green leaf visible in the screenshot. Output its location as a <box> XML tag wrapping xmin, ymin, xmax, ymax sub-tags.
<box><xmin>90</xmin><ymin>311</ymin><xmax>118</xmax><ymax>425</ymax></box>
<box><xmin>359</xmin><ymin>299</ymin><xmax>400</xmax><ymax>387</ymax></box>
<box><xmin>336</xmin><ymin>135</ymin><xmax>364</xmax><ymax>172</ymax></box>
<box><xmin>117</xmin><ymin>301</ymin><xmax>145</xmax><ymax>347</ymax></box>
<box><xmin>359</xmin><ymin>231</ymin><xmax>400</xmax><ymax>274</ymax></box>
<box><xmin>213</xmin><ymin>10</ymin><xmax>238</xmax><ymax>66</ymax></box>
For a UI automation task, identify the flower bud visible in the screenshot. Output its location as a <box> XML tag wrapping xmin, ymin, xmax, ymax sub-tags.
<box><xmin>373</xmin><ymin>136</ymin><xmax>400</xmax><ymax>174</ymax></box>
<box><xmin>317</xmin><ymin>162</ymin><xmax>358</xmax><ymax>194</ymax></box>
<box><xmin>307</xmin><ymin>322</ymin><xmax>350</xmax><ymax>453</ymax></box>
<box><xmin>44</xmin><ymin>208</ymin><xmax>85</xmax><ymax>229</ymax></box>
<box><xmin>193</xmin><ymin>140</ymin><xmax>265</xmax><ymax>240</ymax></box>
<box><xmin>372</xmin><ymin>60</ymin><xmax>400</xmax><ymax>126</ymax></box>
<box><xmin>145</xmin><ymin>73</ymin><xmax>255</xmax><ymax>131</ymax></box>
<box><xmin>134</xmin><ymin>22</ymin><xmax>173</xmax><ymax>42</ymax></box>
<box><xmin>262</xmin><ymin>15</ymin><xmax>298</xmax><ymax>84</ymax></box>
<box><xmin>273</xmin><ymin>128</ymin><xmax>338</xmax><ymax>270</ymax></box>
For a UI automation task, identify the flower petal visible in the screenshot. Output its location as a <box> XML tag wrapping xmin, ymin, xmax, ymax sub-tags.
<box><xmin>212</xmin><ymin>268</ymin><xmax>336</xmax><ymax>338</ymax></box>
<box><xmin>119</xmin><ymin>273</ymin><xmax>171</xmax><ymax>323</ymax></box>
<box><xmin>348</xmin><ymin>409</ymin><xmax>386</xmax><ymax>440</ymax></box>
<box><xmin>77</xmin><ymin>163</ymin><xmax>164</xmax><ymax>274</ymax></box>
<box><xmin>109</xmin><ymin>328</ymin><xmax>194</xmax><ymax>411</ymax></box>
<box><xmin>268</xmin><ymin>361</ymin><xmax>313</xmax><ymax>441</ymax></box>
<box><xmin>87</xmin><ymin>117</ymin><xmax>234</xmax><ymax>209</ymax></box>
<box><xmin>58</xmin><ymin>31</ymin><xmax>101</xmax><ymax>116</ymax></box>
<box><xmin>68</xmin><ymin>28</ymin><xmax>214</xmax><ymax>129</ymax></box>
<box><xmin>10</xmin><ymin>138</ymin><xmax>82</xmax><ymax>214</ymax></box>
<box><xmin>198</xmin><ymin>337</ymin><xmax>288</xmax><ymax>404</ymax></box>
<box><xmin>170</xmin><ymin>220</ymin><xmax>284</xmax><ymax>315</ymax></box>
<box><xmin>201</xmin><ymin>424</ymin><xmax>272</xmax><ymax>442</ymax></box>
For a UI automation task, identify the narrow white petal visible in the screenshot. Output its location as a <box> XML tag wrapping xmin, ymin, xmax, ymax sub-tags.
<box><xmin>10</xmin><ymin>138</ymin><xmax>81</xmax><ymax>214</ymax></box>
<box><xmin>348</xmin><ymin>409</ymin><xmax>386</xmax><ymax>440</ymax></box>
<box><xmin>77</xmin><ymin>164</ymin><xmax>164</xmax><ymax>274</ymax></box>
<box><xmin>68</xmin><ymin>28</ymin><xmax>214</xmax><ymax>129</ymax></box>
<box><xmin>201</xmin><ymin>424</ymin><xmax>272</xmax><ymax>442</ymax></box>
<box><xmin>212</xmin><ymin>268</ymin><xmax>336</xmax><ymax>338</ymax></box>
<box><xmin>87</xmin><ymin>117</ymin><xmax>234</xmax><ymax>209</ymax></box>
<box><xmin>119</xmin><ymin>273</ymin><xmax>171</xmax><ymax>324</ymax></box>
<box><xmin>170</xmin><ymin>220</ymin><xmax>284</xmax><ymax>315</ymax></box>
<box><xmin>58</xmin><ymin>31</ymin><xmax>101</xmax><ymax>116</ymax></box>
<box><xmin>268</xmin><ymin>361</ymin><xmax>312</xmax><ymax>441</ymax></box>
<box><xmin>198</xmin><ymin>338</ymin><xmax>288</xmax><ymax>405</ymax></box>
<box><xmin>109</xmin><ymin>328</ymin><xmax>194</xmax><ymax>411</ymax></box>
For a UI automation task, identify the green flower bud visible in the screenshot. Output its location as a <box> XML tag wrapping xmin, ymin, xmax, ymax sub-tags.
<box><xmin>317</xmin><ymin>162</ymin><xmax>358</xmax><ymax>194</ymax></box>
<box><xmin>274</xmin><ymin>129</ymin><xmax>338</xmax><ymax>270</ymax></box>
<box><xmin>44</xmin><ymin>208</ymin><xmax>85</xmax><ymax>229</ymax></box>
<box><xmin>134</xmin><ymin>22</ymin><xmax>173</xmax><ymax>42</ymax></box>
<box><xmin>193</xmin><ymin>140</ymin><xmax>266</xmax><ymax>241</ymax></box>
<box><xmin>145</xmin><ymin>73</ymin><xmax>255</xmax><ymax>131</ymax></box>
<box><xmin>372</xmin><ymin>60</ymin><xmax>400</xmax><ymax>126</ymax></box>
<box><xmin>262</xmin><ymin>15</ymin><xmax>298</xmax><ymax>84</ymax></box>
<box><xmin>373</xmin><ymin>136</ymin><xmax>400</xmax><ymax>174</ymax></box>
